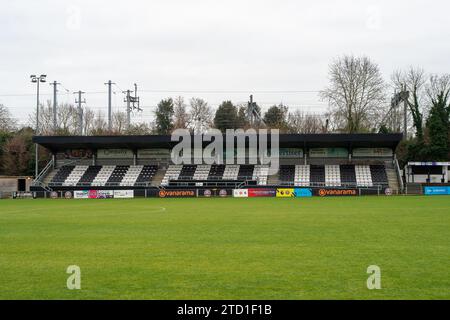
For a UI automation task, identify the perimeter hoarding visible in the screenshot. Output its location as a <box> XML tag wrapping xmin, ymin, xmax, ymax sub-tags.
<box><xmin>74</xmin><ymin>190</ymin><xmax>130</xmax><ymax>199</ymax></box>
<box><xmin>158</xmin><ymin>189</ymin><xmax>196</xmax><ymax>198</ymax></box>
<box><xmin>198</xmin><ymin>189</ymin><xmax>232</xmax><ymax>197</ymax></box>
<box><xmin>276</xmin><ymin>188</ymin><xmax>295</xmax><ymax>197</ymax></box>
<box><xmin>113</xmin><ymin>190</ymin><xmax>134</xmax><ymax>199</ymax></box>
<box><xmin>294</xmin><ymin>188</ymin><xmax>313</xmax><ymax>197</ymax></box>
<box><xmin>248</xmin><ymin>188</ymin><xmax>276</xmax><ymax>197</ymax></box>
<box><xmin>315</xmin><ymin>188</ymin><xmax>358</xmax><ymax>197</ymax></box>
<box><xmin>424</xmin><ymin>186</ymin><xmax>450</xmax><ymax>195</ymax></box>
<box><xmin>233</xmin><ymin>189</ymin><xmax>249</xmax><ymax>198</ymax></box>
<box><xmin>74</xmin><ymin>190</ymin><xmax>89</xmax><ymax>199</ymax></box>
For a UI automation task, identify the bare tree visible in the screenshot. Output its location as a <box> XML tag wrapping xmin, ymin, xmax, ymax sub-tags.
<box><xmin>320</xmin><ymin>55</ymin><xmax>387</xmax><ymax>133</ymax></box>
<box><xmin>126</xmin><ymin>123</ymin><xmax>153</xmax><ymax>135</ymax></box>
<box><xmin>112</xmin><ymin>111</ymin><xmax>128</xmax><ymax>134</ymax></box>
<box><xmin>57</xmin><ymin>103</ymin><xmax>78</xmax><ymax>135</ymax></box>
<box><xmin>427</xmin><ymin>74</ymin><xmax>450</xmax><ymax>106</ymax></box>
<box><xmin>173</xmin><ymin>96</ymin><xmax>189</xmax><ymax>129</ymax></box>
<box><xmin>0</xmin><ymin>104</ymin><xmax>17</xmax><ymax>132</ymax></box>
<box><xmin>27</xmin><ymin>100</ymin><xmax>54</xmax><ymax>135</ymax></box>
<box><xmin>90</xmin><ymin>111</ymin><xmax>109</xmax><ymax>135</ymax></box>
<box><xmin>82</xmin><ymin>107</ymin><xmax>96</xmax><ymax>135</ymax></box>
<box><xmin>188</xmin><ymin>97</ymin><xmax>213</xmax><ymax>134</ymax></box>
<box><xmin>391</xmin><ymin>67</ymin><xmax>427</xmax><ymax>139</ymax></box>
<box><xmin>27</xmin><ymin>101</ymin><xmax>81</xmax><ymax>135</ymax></box>
<box><xmin>288</xmin><ymin>110</ymin><xmax>326</xmax><ymax>133</ymax></box>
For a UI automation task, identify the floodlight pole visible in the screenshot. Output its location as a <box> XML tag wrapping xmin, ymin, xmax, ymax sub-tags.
<box><xmin>403</xmin><ymin>85</ymin><xmax>408</xmax><ymax>140</ymax></box>
<box><xmin>35</xmin><ymin>80</ymin><xmax>40</xmax><ymax>178</ymax></box>
<box><xmin>31</xmin><ymin>74</ymin><xmax>46</xmax><ymax>178</ymax></box>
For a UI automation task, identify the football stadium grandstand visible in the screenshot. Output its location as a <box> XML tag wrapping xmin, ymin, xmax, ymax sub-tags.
<box><xmin>27</xmin><ymin>133</ymin><xmax>420</xmax><ymax>198</ymax></box>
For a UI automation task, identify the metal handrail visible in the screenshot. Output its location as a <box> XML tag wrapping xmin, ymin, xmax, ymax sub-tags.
<box><xmin>32</xmin><ymin>159</ymin><xmax>54</xmax><ymax>186</ymax></box>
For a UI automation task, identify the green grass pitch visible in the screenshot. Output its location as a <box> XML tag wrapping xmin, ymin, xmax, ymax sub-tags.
<box><xmin>1</xmin><ymin>196</ymin><xmax>450</xmax><ymax>300</ymax></box>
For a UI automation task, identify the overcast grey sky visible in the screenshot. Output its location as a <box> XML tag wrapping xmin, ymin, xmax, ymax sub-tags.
<box><xmin>1</xmin><ymin>0</ymin><xmax>449</xmax><ymax>125</ymax></box>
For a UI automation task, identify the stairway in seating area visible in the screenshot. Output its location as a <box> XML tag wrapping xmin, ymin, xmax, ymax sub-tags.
<box><xmin>384</xmin><ymin>161</ymin><xmax>400</xmax><ymax>193</ymax></box>
<box><xmin>152</xmin><ymin>167</ymin><xmax>169</xmax><ymax>187</ymax></box>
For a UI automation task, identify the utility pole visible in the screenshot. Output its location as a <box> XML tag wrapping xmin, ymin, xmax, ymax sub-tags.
<box><xmin>124</xmin><ymin>89</ymin><xmax>132</xmax><ymax>129</ymax></box>
<box><xmin>104</xmin><ymin>80</ymin><xmax>115</xmax><ymax>132</ymax></box>
<box><xmin>248</xmin><ymin>94</ymin><xmax>254</xmax><ymax>125</ymax></box>
<box><xmin>123</xmin><ymin>84</ymin><xmax>141</xmax><ymax>129</ymax></box>
<box><xmin>50</xmin><ymin>81</ymin><xmax>60</xmax><ymax>133</ymax></box>
<box><xmin>247</xmin><ymin>94</ymin><xmax>265</xmax><ymax>127</ymax></box>
<box><xmin>74</xmin><ymin>91</ymin><xmax>86</xmax><ymax>135</ymax></box>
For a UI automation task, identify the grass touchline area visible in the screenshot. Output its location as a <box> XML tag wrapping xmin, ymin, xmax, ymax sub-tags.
<box><xmin>0</xmin><ymin>196</ymin><xmax>449</xmax><ymax>299</ymax></box>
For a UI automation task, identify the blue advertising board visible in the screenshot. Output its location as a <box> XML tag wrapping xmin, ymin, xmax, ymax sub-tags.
<box><xmin>424</xmin><ymin>186</ymin><xmax>450</xmax><ymax>195</ymax></box>
<box><xmin>294</xmin><ymin>188</ymin><xmax>313</xmax><ymax>197</ymax></box>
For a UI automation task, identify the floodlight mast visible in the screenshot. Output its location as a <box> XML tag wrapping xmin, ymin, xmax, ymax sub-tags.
<box><xmin>30</xmin><ymin>74</ymin><xmax>46</xmax><ymax>178</ymax></box>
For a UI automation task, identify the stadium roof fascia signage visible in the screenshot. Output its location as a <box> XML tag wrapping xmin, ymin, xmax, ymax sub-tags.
<box><xmin>407</xmin><ymin>162</ymin><xmax>450</xmax><ymax>166</ymax></box>
<box><xmin>33</xmin><ymin>133</ymin><xmax>403</xmax><ymax>152</ymax></box>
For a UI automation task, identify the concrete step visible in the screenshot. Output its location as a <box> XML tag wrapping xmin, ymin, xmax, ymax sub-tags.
<box><xmin>42</xmin><ymin>169</ymin><xmax>57</xmax><ymax>185</ymax></box>
<box><xmin>152</xmin><ymin>168</ymin><xmax>167</xmax><ymax>187</ymax></box>
<box><xmin>385</xmin><ymin>168</ymin><xmax>399</xmax><ymax>191</ymax></box>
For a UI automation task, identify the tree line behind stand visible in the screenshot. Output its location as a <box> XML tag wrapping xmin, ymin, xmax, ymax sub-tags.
<box><xmin>0</xmin><ymin>55</ymin><xmax>449</xmax><ymax>176</ymax></box>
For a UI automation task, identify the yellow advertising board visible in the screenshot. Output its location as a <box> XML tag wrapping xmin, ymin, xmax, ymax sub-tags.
<box><xmin>276</xmin><ymin>188</ymin><xmax>295</xmax><ymax>198</ymax></box>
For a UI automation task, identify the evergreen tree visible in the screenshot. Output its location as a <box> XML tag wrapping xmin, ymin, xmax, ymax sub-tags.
<box><xmin>214</xmin><ymin>101</ymin><xmax>238</xmax><ymax>132</ymax></box>
<box><xmin>154</xmin><ymin>98</ymin><xmax>174</xmax><ymax>135</ymax></box>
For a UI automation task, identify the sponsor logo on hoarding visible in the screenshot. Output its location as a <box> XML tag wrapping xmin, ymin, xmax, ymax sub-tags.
<box><xmin>248</xmin><ymin>188</ymin><xmax>276</xmax><ymax>197</ymax></box>
<box><xmin>113</xmin><ymin>190</ymin><xmax>134</xmax><ymax>199</ymax></box>
<box><xmin>385</xmin><ymin>188</ymin><xmax>393</xmax><ymax>196</ymax></box>
<box><xmin>64</xmin><ymin>191</ymin><xmax>73</xmax><ymax>199</ymax></box>
<box><xmin>158</xmin><ymin>190</ymin><xmax>196</xmax><ymax>198</ymax></box>
<box><xmin>294</xmin><ymin>188</ymin><xmax>313</xmax><ymax>197</ymax></box>
<box><xmin>74</xmin><ymin>191</ymin><xmax>88</xmax><ymax>199</ymax></box>
<box><xmin>276</xmin><ymin>188</ymin><xmax>295</xmax><ymax>197</ymax></box>
<box><xmin>318</xmin><ymin>189</ymin><xmax>357</xmax><ymax>197</ymax></box>
<box><xmin>424</xmin><ymin>186</ymin><xmax>450</xmax><ymax>195</ymax></box>
<box><xmin>203</xmin><ymin>189</ymin><xmax>212</xmax><ymax>197</ymax></box>
<box><xmin>88</xmin><ymin>190</ymin><xmax>98</xmax><ymax>199</ymax></box>
<box><xmin>219</xmin><ymin>189</ymin><xmax>228</xmax><ymax>197</ymax></box>
<box><xmin>50</xmin><ymin>191</ymin><xmax>58</xmax><ymax>199</ymax></box>
<box><xmin>233</xmin><ymin>189</ymin><xmax>249</xmax><ymax>198</ymax></box>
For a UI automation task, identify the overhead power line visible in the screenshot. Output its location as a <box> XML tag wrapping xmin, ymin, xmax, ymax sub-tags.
<box><xmin>0</xmin><ymin>89</ymin><xmax>321</xmax><ymax>97</ymax></box>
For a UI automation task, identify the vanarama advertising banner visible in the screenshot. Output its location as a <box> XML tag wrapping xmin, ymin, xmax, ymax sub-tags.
<box><xmin>158</xmin><ymin>189</ymin><xmax>196</xmax><ymax>198</ymax></box>
<box><xmin>315</xmin><ymin>188</ymin><xmax>358</xmax><ymax>197</ymax></box>
<box><xmin>276</xmin><ymin>188</ymin><xmax>295</xmax><ymax>197</ymax></box>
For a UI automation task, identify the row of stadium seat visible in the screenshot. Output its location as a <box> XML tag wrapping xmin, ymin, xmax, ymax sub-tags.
<box><xmin>279</xmin><ymin>164</ymin><xmax>388</xmax><ymax>187</ymax></box>
<box><xmin>47</xmin><ymin>163</ymin><xmax>388</xmax><ymax>188</ymax></box>
<box><xmin>161</xmin><ymin>164</ymin><xmax>270</xmax><ymax>186</ymax></box>
<box><xmin>49</xmin><ymin>165</ymin><xmax>158</xmax><ymax>187</ymax></box>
